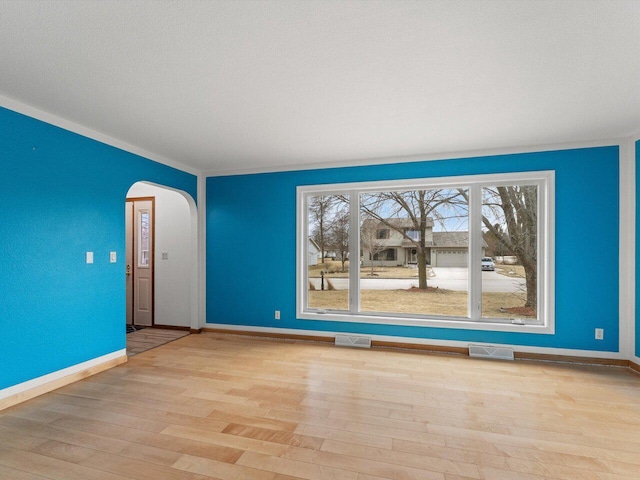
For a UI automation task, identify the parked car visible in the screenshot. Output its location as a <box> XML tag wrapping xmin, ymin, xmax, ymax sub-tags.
<box><xmin>481</xmin><ymin>257</ymin><xmax>495</xmax><ymax>271</ymax></box>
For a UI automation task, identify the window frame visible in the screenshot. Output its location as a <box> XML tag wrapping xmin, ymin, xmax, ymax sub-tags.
<box><xmin>373</xmin><ymin>248</ymin><xmax>397</xmax><ymax>262</ymax></box>
<box><xmin>376</xmin><ymin>228</ymin><xmax>390</xmax><ymax>239</ymax></box>
<box><xmin>297</xmin><ymin>171</ymin><xmax>555</xmax><ymax>334</ymax></box>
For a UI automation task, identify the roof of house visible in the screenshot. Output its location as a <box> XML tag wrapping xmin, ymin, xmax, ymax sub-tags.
<box><xmin>359</xmin><ymin>219</ymin><xmax>488</xmax><ymax>248</ymax></box>
<box><xmin>433</xmin><ymin>232</ymin><xmax>488</xmax><ymax>248</ymax></box>
<box><xmin>361</xmin><ymin>217</ymin><xmax>435</xmax><ymax>229</ymax></box>
<box><xmin>308</xmin><ymin>237</ymin><xmax>320</xmax><ymax>250</ymax></box>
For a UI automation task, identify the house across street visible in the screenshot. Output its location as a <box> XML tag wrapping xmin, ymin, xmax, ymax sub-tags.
<box><xmin>361</xmin><ymin>218</ymin><xmax>487</xmax><ymax>268</ymax></box>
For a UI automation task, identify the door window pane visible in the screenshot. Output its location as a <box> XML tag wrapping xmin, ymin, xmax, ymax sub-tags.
<box><xmin>138</xmin><ymin>210</ymin><xmax>150</xmax><ymax>267</ymax></box>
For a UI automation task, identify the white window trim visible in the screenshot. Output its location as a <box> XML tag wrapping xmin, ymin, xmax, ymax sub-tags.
<box><xmin>297</xmin><ymin>171</ymin><xmax>555</xmax><ymax>334</ymax></box>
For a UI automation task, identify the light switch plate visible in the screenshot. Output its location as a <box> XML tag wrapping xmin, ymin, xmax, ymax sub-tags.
<box><xmin>86</xmin><ymin>252</ymin><xmax>94</xmax><ymax>264</ymax></box>
<box><xmin>110</xmin><ymin>251</ymin><xmax>117</xmax><ymax>263</ymax></box>
<box><xmin>162</xmin><ymin>252</ymin><xmax>169</xmax><ymax>260</ymax></box>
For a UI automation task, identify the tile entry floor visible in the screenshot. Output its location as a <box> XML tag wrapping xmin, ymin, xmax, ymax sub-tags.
<box><xmin>126</xmin><ymin>327</ymin><xmax>190</xmax><ymax>356</ymax></box>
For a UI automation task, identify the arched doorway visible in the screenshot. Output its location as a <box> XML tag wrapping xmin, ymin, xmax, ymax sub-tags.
<box><xmin>125</xmin><ymin>181</ymin><xmax>198</xmax><ymax>354</ymax></box>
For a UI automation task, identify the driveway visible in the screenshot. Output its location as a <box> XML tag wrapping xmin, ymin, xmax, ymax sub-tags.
<box><xmin>309</xmin><ymin>267</ymin><xmax>525</xmax><ymax>293</ymax></box>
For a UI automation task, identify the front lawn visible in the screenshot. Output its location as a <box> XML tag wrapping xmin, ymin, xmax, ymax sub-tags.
<box><xmin>308</xmin><ymin>288</ymin><xmax>532</xmax><ymax>318</ymax></box>
<box><xmin>495</xmin><ymin>265</ymin><xmax>526</xmax><ymax>278</ymax></box>
<box><xmin>309</xmin><ymin>261</ymin><xmax>423</xmax><ymax>279</ymax></box>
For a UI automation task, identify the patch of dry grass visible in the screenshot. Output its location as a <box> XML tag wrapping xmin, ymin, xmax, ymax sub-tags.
<box><xmin>308</xmin><ymin>261</ymin><xmax>350</xmax><ymax>276</ymax></box>
<box><xmin>308</xmin><ymin>288</ymin><xmax>533</xmax><ymax>318</ymax></box>
<box><xmin>495</xmin><ymin>265</ymin><xmax>526</xmax><ymax>278</ymax></box>
<box><xmin>309</xmin><ymin>262</ymin><xmax>421</xmax><ymax>279</ymax></box>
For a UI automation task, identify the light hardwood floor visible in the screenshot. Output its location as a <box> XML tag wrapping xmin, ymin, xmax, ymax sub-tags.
<box><xmin>1</xmin><ymin>333</ymin><xmax>639</xmax><ymax>479</ymax></box>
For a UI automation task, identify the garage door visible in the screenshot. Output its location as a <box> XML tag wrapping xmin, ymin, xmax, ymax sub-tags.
<box><xmin>434</xmin><ymin>249</ymin><xmax>468</xmax><ymax>267</ymax></box>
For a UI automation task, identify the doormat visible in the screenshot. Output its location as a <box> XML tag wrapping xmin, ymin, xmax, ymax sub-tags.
<box><xmin>126</xmin><ymin>325</ymin><xmax>146</xmax><ymax>334</ymax></box>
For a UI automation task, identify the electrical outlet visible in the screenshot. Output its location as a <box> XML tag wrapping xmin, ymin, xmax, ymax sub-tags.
<box><xmin>595</xmin><ymin>328</ymin><xmax>604</xmax><ymax>340</ymax></box>
<box><xmin>274</xmin><ymin>310</ymin><xmax>280</xmax><ymax>320</ymax></box>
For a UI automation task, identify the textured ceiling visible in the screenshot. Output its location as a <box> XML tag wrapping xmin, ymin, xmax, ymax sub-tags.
<box><xmin>1</xmin><ymin>0</ymin><xmax>640</xmax><ymax>175</ymax></box>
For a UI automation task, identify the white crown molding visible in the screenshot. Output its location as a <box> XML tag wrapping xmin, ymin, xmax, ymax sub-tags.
<box><xmin>203</xmin><ymin>137</ymin><xmax>626</xmax><ymax>177</ymax></box>
<box><xmin>204</xmin><ymin>323</ymin><xmax>625</xmax><ymax>360</ymax></box>
<box><xmin>0</xmin><ymin>94</ymin><xmax>201</xmax><ymax>176</ymax></box>
<box><xmin>2</xmin><ymin>92</ymin><xmax>633</xmax><ymax>179</ymax></box>
<box><xmin>626</xmin><ymin>128</ymin><xmax>640</xmax><ymax>141</ymax></box>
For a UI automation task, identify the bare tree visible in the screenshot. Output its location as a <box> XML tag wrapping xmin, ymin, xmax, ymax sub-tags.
<box><xmin>327</xmin><ymin>212</ymin><xmax>349</xmax><ymax>272</ymax></box>
<box><xmin>308</xmin><ymin>195</ymin><xmax>336</xmax><ymax>264</ymax></box>
<box><xmin>483</xmin><ymin>223</ymin><xmax>514</xmax><ymax>258</ymax></box>
<box><xmin>360</xmin><ymin>189</ymin><xmax>466</xmax><ymax>289</ymax></box>
<box><xmin>481</xmin><ymin>186</ymin><xmax>537</xmax><ymax>309</ymax></box>
<box><xmin>360</xmin><ymin>217</ymin><xmax>387</xmax><ymax>276</ymax></box>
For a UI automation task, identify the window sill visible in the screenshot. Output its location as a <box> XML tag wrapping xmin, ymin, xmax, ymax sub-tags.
<box><xmin>298</xmin><ymin>310</ymin><xmax>554</xmax><ymax>334</ymax></box>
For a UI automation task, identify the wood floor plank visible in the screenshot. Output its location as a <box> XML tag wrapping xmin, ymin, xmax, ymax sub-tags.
<box><xmin>160</xmin><ymin>424</ymin><xmax>288</xmax><ymax>457</ymax></box>
<box><xmin>0</xmin><ymin>463</ymin><xmax>51</xmax><ymax>480</ymax></box>
<box><xmin>29</xmin><ymin>439</ymin><xmax>99</xmax><ymax>464</ymax></box>
<box><xmin>1</xmin><ymin>333</ymin><xmax>640</xmax><ymax>480</ymax></box>
<box><xmin>221</xmin><ymin>423</ymin><xmax>324</xmax><ymax>450</ymax></box>
<box><xmin>171</xmin><ymin>453</ymin><xmax>275</xmax><ymax>480</ymax></box>
<box><xmin>236</xmin><ymin>450</ymin><xmax>361</xmax><ymax>480</ymax></box>
<box><xmin>0</xmin><ymin>447</ymin><xmax>131</xmax><ymax>480</ymax></box>
<box><xmin>320</xmin><ymin>439</ymin><xmax>481</xmax><ymax>478</ymax></box>
<box><xmin>79</xmin><ymin>450</ymin><xmax>206</xmax><ymax>480</ymax></box>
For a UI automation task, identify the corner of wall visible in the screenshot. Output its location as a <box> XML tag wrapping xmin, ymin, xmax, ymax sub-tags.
<box><xmin>633</xmin><ymin>136</ymin><xmax>640</xmax><ymax>360</ymax></box>
<box><xmin>620</xmin><ymin>140</ymin><xmax>635</xmax><ymax>361</ymax></box>
<box><xmin>197</xmin><ymin>173</ymin><xmax>207</xmax><ymax>331</ymax></box>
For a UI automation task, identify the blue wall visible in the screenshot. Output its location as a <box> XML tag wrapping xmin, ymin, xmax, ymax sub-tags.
<box><xmin>207</xmin><ymin>146</ymin><xmax>619</xmax><ymax>352</ymax></box>
<box><xmin>0</xmin><ymin>107</ymin><xmax>197</xmax><ymax>390</ymax></box>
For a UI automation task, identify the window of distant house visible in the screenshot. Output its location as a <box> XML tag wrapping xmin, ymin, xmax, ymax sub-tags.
<box><xmin>298</xmin><ymin>171</ymin><xmax>554</xmax><ymax>334</ymax></box>
<box><xmin>372</xmin><ymin>248</ymin><xmax>397</xmax><ymax>261</ymax></box>
<box><xmin>405</xmin><ymin>230</ymin><xmax>420</xmax><ymax>241</ymax></box>
<box><xmin>376</xmin><ymin>228</ymin><xmax>389</xmax><ymax>239</ymax></box>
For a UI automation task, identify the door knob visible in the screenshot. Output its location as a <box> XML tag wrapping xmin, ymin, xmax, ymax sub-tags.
<box><xmin>126</xmin><ymin>264</ymin><xmax>131</xmax><ymax>276</ymax></box>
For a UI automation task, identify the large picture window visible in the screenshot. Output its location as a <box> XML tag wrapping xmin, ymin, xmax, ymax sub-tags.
<box><xmin>297</xmin><ymin>171</ymin><xmax>554</xmax><ymax>333</ymax></box>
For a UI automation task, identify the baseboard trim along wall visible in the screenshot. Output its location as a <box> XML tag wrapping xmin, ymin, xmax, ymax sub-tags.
<box><xmin>0</xmin><ymin>349</ymin><xmax>127</xmax><ymax>412</ymax></box>
<box><xmin>152</xmin><ymin>324</ymin><xmax>191</xmax><ymax>331</ymax></box>
<box><xmin>204</xmin><ymin>324</ymin><xmax>635</xmax><ymax>369</ymax></box>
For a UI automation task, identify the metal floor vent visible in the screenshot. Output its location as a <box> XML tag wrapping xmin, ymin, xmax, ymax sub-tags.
<box><xmin>335</xmin><ymin>334</ymin><xmax>372</xmax><ymax>348</ymax></box>
<box><xmin>469</xmin><ymin>344</ymin><xmax>514</xmax><ymax>361</ymax></box>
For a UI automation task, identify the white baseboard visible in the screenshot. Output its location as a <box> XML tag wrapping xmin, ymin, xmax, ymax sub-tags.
<box><xmin>204</xmin><ymin>323</ymin><xmax>626</xmax><ymax>360</ymax></box>
<box><xmin>0</xmin><ymin>349</ymin><xmax>127</xmax><ymax>411</ymax></box>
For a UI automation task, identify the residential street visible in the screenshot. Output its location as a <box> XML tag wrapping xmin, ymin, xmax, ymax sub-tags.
<box><xmin>310</xmin><ymin>267</ymin><xmax>525</xmax><ymax>293</ymax></box>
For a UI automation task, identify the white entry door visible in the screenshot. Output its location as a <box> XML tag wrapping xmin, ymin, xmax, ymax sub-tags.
<box><xmin>126</xmin><ymin>198</ymin><xmax>154</xmax><ymax>326</ymax></box>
